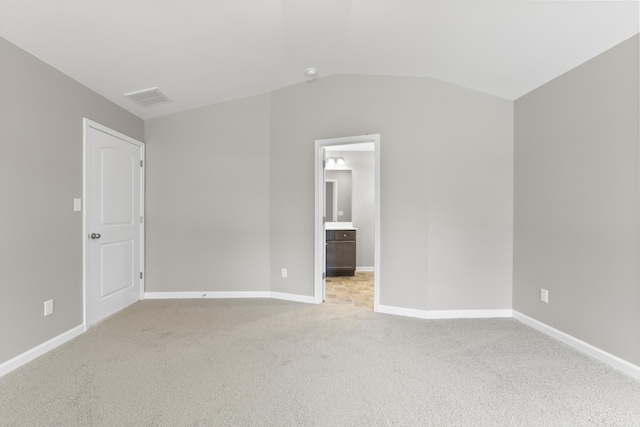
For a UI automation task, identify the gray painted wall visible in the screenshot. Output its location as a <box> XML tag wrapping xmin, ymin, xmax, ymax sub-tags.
<box><xmin>270</xmin><ymin>75</ymin><xmax>513</xmax><ymax>310</ymax></box>
<box><xmin>144</xmin><ymin>94</ymin><xmax>271</xmax><ymax>292</ymax></box>
<box><xmin>513</xmin><ymin>35</ymin><xmax>640</xmax><ymax>366</ymax></box>
<box><xmin>145</xmin><ymin>75</ymin><xmax>513</xmax><ymax>311</ymax></box>
<box><xmin>0</xmin><ymin>37</ymin><xmax>143</xmax><ymax>365</ymax></box>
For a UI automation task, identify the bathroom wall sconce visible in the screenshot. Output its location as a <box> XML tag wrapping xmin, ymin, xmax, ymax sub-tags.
<box><xmin>326</xmin><ymin>156</ymin><xmax>346</xmax><ymax>166</ymax></box>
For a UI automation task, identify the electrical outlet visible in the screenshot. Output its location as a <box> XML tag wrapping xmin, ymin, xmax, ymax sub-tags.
<box><xmin>282</xmin><ymin>268</ymin><xmax>287</xmax><ymax>278</ymax></box>
<box><xmin>44</xmin><ymin>299</ymin><xmax>54</xmax><ymax>316</ymax></box>
<box><xmin>73</xmin><ymin>198</ymin><xmax>82</xmax><ymax>212</ymax></box>
<box><xmin>540</xmin><ymin>288</ymin><xmax>549</xmax><ymax>304</ymax></box>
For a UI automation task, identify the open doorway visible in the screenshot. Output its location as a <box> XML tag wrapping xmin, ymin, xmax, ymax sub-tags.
<box><xmin>314</xmin><ymin>134</ymin><xmax>380</xmax><ymax>311</ymax></box>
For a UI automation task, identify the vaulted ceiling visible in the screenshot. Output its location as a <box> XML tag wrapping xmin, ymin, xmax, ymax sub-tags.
<box><xmin>1</xmin><ymin>1</ymin><xmax>638</xmax><ymax>120</ymax></box>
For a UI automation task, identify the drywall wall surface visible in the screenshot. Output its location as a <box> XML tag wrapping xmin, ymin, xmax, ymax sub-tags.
<box><xmin>422</xmin><ymin>77</ymin><xmax>514</xmax><ymax>310</ymax></box>
<box><xmin>270</xmin><ymin>75</ymin><xmax>513</xmax><ymax>309</ymax></box>
<box><xmin>0</xmin><ymin>37</ymin><xmax>143</xmax><ymax>365</ymax></box>
<box><xmin>513</xmin><ymin>35</ymin><xmax>640</xmax><ymax>365</ymax></box>
<box><xmin>145</xmin><ymin>94</ymin><xmax>271</xmax><ymax>293</ymax></box>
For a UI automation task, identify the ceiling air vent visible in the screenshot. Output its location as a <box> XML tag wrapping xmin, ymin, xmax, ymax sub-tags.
<box><xmin>124</xmin><ymin>87</ymin><xmax>172</xmax><ymax>107</ymax></box>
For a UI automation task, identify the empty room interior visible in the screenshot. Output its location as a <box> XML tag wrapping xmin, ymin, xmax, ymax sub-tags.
<box><xmin>1</xmin><ymin>0</ymin><xmax>640</xmax><ymax>425</ymax></box>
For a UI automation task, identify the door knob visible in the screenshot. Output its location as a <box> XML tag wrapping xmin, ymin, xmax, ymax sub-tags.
<box><xmin>90</xmin><ymin>233</ymin><xmax>101</xmax><ymax>240</ymax></box>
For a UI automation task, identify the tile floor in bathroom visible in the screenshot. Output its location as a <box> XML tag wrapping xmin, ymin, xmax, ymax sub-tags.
<box><xmin>324</xmin><ymin>271</ymin><xmax>374</xmax><ymax>310</ymax></box>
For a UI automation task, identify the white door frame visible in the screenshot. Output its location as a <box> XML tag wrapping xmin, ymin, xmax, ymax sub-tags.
<box><xmin>82</xmin><ymin>119</ymin><xmax>145</xmax><ymax>330</ymax></box>
<box><xmin>314</xmin><ymin>134</ymin><xmax>380</xmax><ymax>310</ymax></box>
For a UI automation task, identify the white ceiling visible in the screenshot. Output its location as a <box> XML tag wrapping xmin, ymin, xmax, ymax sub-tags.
<box><xmin>1</xmin><ymin>1</ymin><xmax>638</xmax><ymax>120</ymax></box>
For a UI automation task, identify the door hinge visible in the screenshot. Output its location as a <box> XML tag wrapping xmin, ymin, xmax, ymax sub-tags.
<box><xmin>140</xmin><ymin>160</ymin><xmax>143</xmax><ymax>167</ymax></box>
<box><xmin>140</xmin><ymin>272</ymin><xmax>143</xmax><ymax>279</ymax></box>
<box><xmin>322</xmin><ymin>272</ymin><xmax>326</xmax><ymax>279</ymax></box>
<box><xmin>323</xmin><ymin>216</ymin><xmax>326</xmax><ymax>224</ymax></box>
<box><xmin>140</xmin><ymin>216</ymin><xmax>143</xmax><ymax>224</ymax></box>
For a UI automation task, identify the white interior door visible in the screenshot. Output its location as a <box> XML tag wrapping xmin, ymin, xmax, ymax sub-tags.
<box><xmin>84</xmin><ymin>120</ymin><xmax>144</xmax><ymax>327</ymax></box>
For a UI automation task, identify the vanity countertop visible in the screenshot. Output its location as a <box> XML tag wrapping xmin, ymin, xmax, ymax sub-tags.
<box><xmin>326</xmin><ymin>222</ymin><xmax>357</xmax><ymax>230</ymax></box>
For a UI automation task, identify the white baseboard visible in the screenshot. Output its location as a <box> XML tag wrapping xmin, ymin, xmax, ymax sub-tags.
<box><xmin>376</xmin><ymin>304</ymin><xmax>512</xmax><ymax>319</ymax></box>
<box><xmin>269</xmin><ymin>292</ymin><xmax>316</xmax><ymax>304</ymax></box>
<box><xmin>0</xmin><ymin>324</ymin><xmax>84</xmax><ymax>378</ymax></box>
<box><xmin>144</xmin><ymin>291</ymin><xmax>271</xmax><ymax>299</ymax></box>
<box><xmin>356</xmin><ymin>267</ymin><xmax>375</xmax><ymax>272</ymax></box>
<box><xmin>513</xmin><ymin>311</ymin><xmax>640</xmax><ymax>381</ymax></box>
<box><xmin>144</xmin><ymin>291</ymin><xmax>315</xmax><ymax>304</ymax></box>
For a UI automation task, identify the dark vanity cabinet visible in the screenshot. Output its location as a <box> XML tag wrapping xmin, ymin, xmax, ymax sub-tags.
<box><xmin>326</xmin><ymin>229</ymin><xmax>356</xmax><ymax>276</ymax></box>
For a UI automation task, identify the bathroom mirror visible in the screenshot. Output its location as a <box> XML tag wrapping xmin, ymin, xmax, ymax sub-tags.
<box><xmin>325</xmin><ymin>170</ymin><xmax>352</xmax><ymax>222</ymax></box>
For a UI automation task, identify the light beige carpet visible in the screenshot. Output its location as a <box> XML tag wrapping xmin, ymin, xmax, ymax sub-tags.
<box><xmin>1</xmin><ymin>299</ymin><xmax>639</xmax><ymax>426</ymax></box>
